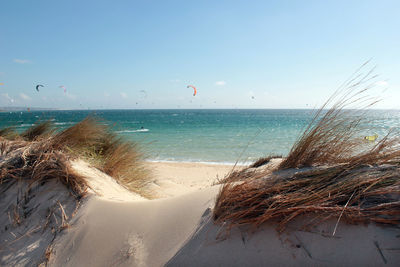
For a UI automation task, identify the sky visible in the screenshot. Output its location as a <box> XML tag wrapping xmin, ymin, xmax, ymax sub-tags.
<box><xmin>0</xmin><ymin>0</ymin><xmax>399</xmax><ymax>109</ymax></box>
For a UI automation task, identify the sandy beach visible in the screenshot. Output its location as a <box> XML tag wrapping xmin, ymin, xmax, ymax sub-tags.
<box><xmin>144</xmin><ymin>161</ymin><xmax>237</xmax><ymax>198</ymax></box>
<box><xmin>2</xmin><ymin>159</ymin><xmax>399</xmax><ymax>266</ymax></box>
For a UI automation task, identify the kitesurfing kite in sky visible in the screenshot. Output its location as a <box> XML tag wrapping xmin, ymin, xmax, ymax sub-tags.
<box><xmin>35</xmin><ymin>84</ymin><xmax>43</xmax><ymax>92</ymax></box>
<box><xmin>187</xmin><ymin>85</ymin><xmax>197</xmax><ymax>96</ymax></box>
<box><xmin>364</xmin><ymin>134</ymin><xmax>378</xmax><ymax>141</ymax></box>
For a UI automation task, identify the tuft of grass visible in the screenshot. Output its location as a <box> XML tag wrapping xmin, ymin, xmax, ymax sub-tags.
<box><xmin>213</xmin><ymin>63</ymin><xmax>400</xmax><ymax>233</ymax></box>
<box><xmin>214</xmin><ymin>163</ymin><xmax>400</xmax><ymax>233</ymax></box>
<box><xmin>48</xmin><ymin>117</ymin><xmax>150</xmax><ymax>194</ymax></box>
<box><xmin>0</xmin><ymin>142</ymin><xmax>88</xmax><ymax>198</ymax></box>
<box><xmin>0</xmin><ymin>115</ymin><xmax>150</xmax><ymax>197</ymax></box>
<box><xmin>20</xmin><ymin>121</ymin><xmax>54</xmax><ymax>141</ymax></box>
<box><xmin>0</xmin><ymin>127</ymin><xmax>19</xmax><ymax>140</ymax></box>
<box><xmin>250</xmin><ymin>155</ymin><xmax>282</xmax><ymax>168</ymax></box>
<box><xmin>50</xmin><ymin>117</ymin><xmax>107</xmax><ymax>151</ymax></box>
<box><xmin>279</xmin><ymin>61</ymin><xmax>384</xmax><ymax>169</ymax></box>
<box><xmin>102</xmin><ymin>138</ymin><xmax>149</xmax><ymax>193</ymax></box>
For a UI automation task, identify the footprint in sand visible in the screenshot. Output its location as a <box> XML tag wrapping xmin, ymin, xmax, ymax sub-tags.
<box><xmin>122</xmin><ymin>233</ymin><xmax>147</xmax><ymax>267</ymax></box>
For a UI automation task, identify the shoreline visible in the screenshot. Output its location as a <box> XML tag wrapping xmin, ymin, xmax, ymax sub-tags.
<box><xmin>145</xmin><ymin>159</ymin><xmax>249</xmax><ymax>166</ymax></box>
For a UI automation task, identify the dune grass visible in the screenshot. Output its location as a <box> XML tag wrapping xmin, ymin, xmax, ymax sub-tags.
<box><xmin>0</xmin><ymin>127</ymin><xmax>19</xmax><ymax>140</ymax></box>
<box><xmin>20</xmin><ymin>121</ymin><xmax>54</xmax><ymax>141</ymax></box>
<box><xmin>249</xmin><ymin>155</ymin><xmax>282</xmax><ymax>168</ymax></box>
<box><xmin>0</xmin><ymin>141</ymin><xmax>88</xmax><ymax>198</ymax></box>
<box><xmin>51</xmin><ymin>117</ymin><xmax>150</xmax><ymax>194</ymax></box>
<box><xmin>213</xmin><ymin>63</ymin><xmax>400</xmax><ymax>232</ymax></box>
<box><xmin>0</xmin><ymin>116</ymin><xmax>150</xmax><ymax>197</ymax></box>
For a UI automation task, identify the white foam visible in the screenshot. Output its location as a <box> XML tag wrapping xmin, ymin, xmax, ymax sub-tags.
<box><xmin>117</xmin><ymin>129</ymin><xmax>149</xmax><ymax>133</ymax></box>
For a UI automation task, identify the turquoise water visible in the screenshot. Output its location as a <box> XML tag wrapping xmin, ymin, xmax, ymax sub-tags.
<box><xmin>1</xmin><ymin>109</ymin><xmax>399</xmax><ymax>164</ymax></box>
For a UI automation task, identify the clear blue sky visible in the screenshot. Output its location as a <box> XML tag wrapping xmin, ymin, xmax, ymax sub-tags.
<box><xmin>0</xmin><ymin>0</ymin><xmax>399</xmax><ymax>109</ymax></box>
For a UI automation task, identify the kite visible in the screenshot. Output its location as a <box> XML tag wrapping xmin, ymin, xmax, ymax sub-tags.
<box><xmin>187</xmin><ymin>85</ymin><xmax>197</xmax><ymax>96</ymax></box>
<box><xmin>364</xmin><ymin>134</ymin><xmax>378</xmax><ymax>141</ymax></box>
<box><xmin>35</xmin><ymin>84</ymin><xmax>43</xmax><ymax>92</ymax></box>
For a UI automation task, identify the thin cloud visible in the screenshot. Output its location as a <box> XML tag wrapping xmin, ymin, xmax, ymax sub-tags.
<box><xmin>19</xmin><ymin>93</ymin><xmax>31</xmax><ymax>100</ymax></box>
<box><xmin>13</xmin><ymin>59</ymin><xmax>31</xmax><ymax>64</ymax></box>
<box><xmin>120</xmin><ymin>92</ymin><xmax>128</xmax><ymax>98</ymax></box>
<box><xmin>215</xmin><ymin>81</ymin><xmax>226</xmax><ymax>86</ymax></box>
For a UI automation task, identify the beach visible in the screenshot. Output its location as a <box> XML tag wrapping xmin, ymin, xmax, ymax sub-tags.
<box><xmin>1</xmin><ymin>104</ymin><xmax>400</xmax><ymax>266</ymax></box>
<box><xmin>145</xmin><ymin>161</ymin><xmax>236</xmax><ymax>198</ymax></box>
<box><xmin>2</xmin><ymin>158</ymin><xmax>399</xmax><ymax>266</ymax></box>
<box><xmin>2</xmin><ymin>0</ymin><xmax>399</xmax><ymax>265</ymax></box>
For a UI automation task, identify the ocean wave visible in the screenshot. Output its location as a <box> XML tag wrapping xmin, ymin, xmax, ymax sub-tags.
<box><xmin>54</xmin><ymin>122</ymin><xmax>74</xmax><ymax>125</ymax></box>
<box><xmin>116</xmin><ymin>129</ymin><xmax>149</xmax><ymax>133</ymax></box>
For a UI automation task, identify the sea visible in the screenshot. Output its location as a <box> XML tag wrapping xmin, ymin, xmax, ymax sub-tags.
<box><xmin>1</xmin><ymin>109</ymin><xmax>399</xmax><ymax>165</ymax></box>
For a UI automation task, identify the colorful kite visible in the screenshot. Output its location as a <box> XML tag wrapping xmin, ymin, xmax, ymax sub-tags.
<box><xmin>187</xmin><ymin>85</ymin><xmax>197</xmax><ymax>96</ymax></box>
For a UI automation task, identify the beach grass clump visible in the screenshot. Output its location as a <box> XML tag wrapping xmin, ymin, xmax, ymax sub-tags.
<box><xmin>0</xmin><ymin>149</ymin><xmax>87</xmax><ymax>199</ymax></box>
<box><xmin>0</xmin><ymin>127</ymin><xmax>19</xmax><ymax>140</ymax></box>
<box><xmin>101</xmin><ymin>138</ymin><xmax>149</xmax><ymax>192</ymax></box>
<box><xmin>0</xmin><ymin>139</ymin><xmax>88</xmax><ymax>199</ymax></box>
<box><xmin>0</xmin><ymin>116</ymin><xmax>150</xmax><ymax>196</ymax></box>
<box><xmin>50</xmin><ymin>117</ymin><xmax>150</xmax><ymax>194</ymax></box>
<box><xmin>214</xmin><ymin>63</ymin><xmax>400</xmax><ymax>232</ymax></box>
<box><xmin>280</xmin><ymin>63</ymin><xmax>382</xmax><ymax>169</ymax></box>
<box><xmin>214</xmin><ymin>162</ymin><xmax>400</xmax><ymax>232</ymax></box>
<box><xmin>20</xmin><ymin>121</ymin><xmax>54</xmax><ymax>141</ymax></box>
<box><xmin>249</xmin><ymin>155</ymin><xmax>282</xmax><ymax>168</ymax></box>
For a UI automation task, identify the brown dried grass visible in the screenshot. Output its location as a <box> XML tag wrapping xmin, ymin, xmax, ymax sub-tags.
<box><xmin>0</xmin><ymin>141</ymin><xmax>88</xmax><ymax>198</ymax></box>
<box><xmin>102</xmin><ymin>138</ymin><xmax>149</xmax><ymax>193</ymax></box>
<box><xmin>280</xmin><ymin>62</ymin><xmax>383</xmax><ymax>169</ymax></box>
<box><xmin>250</xmin><ymin>155</ymin><xmax>282</xmax><ymax>168</ymax></box>
<box><xmin>20</xmin><ymin>121</ymin><xmax>54</xmax><ymax>141</ymax></box>
<box><xmin>0</xmin><ymin>116</ymin><xmax>150</xmax><ymax>196</ymax></box>
<box><xmin>214</xmin><ymin>163</ymin><xmax>400</xmax><ymax>232</ymax></box>
<box><xmin>49</xmin><ymin>117</ymin><xmax>107</xmax><ymax>150</ymax></box>
<box><xmin>49</xmin><ymin>117</ymin><xmax>150</xmax><ymax>194</ymax></box>
<box><xmin>213</xmin><ymin>63</ymin><xmax>400</xmax><ymax>232</ymax></box>
<box><xmin>0</xmin><ymin>127</ymin><xmax>19</xmax><ymax>140</ymax></box>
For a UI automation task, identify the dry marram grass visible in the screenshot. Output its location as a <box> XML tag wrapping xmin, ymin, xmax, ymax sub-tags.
<box><xmin>214</xmin><ymin>63</ymin><xmax>400</xmax><ymax>232</ymax></box>
<box><xmin>0</xmin><ymin>116</ymin><xmax>150</xmax><ymax>196</ymax></box>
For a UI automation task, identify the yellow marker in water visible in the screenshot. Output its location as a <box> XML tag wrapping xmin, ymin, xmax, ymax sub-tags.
<box><xmin>364</xmin><ymin>134</ymin><xmax>378</xmax><ymax>141</ymax></box>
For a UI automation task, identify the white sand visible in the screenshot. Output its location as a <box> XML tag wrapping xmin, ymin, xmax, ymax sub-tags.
<box><xmin>145</xmin><ymin>161</ymin><xmax>236</xmax><ymax>198</ymax></box>
<box><xmin>2</xmin><ymin>160</ymin><xmax>400</xmax><ymax>266</ymax></box>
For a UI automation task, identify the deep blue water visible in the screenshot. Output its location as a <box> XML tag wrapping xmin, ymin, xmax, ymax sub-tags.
<box><xmin>1</xmin><ymin>109</ymin><xmax>399</xmax><ymax>164</ymax></box>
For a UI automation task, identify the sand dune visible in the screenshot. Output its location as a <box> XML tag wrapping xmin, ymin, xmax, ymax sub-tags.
<box><xmin>1</xmin><ymin>160</ymin><xmax>399</xmax><ymax>266</ymax></box>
